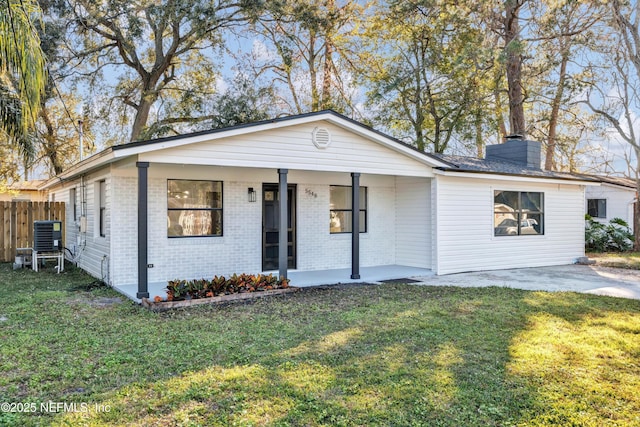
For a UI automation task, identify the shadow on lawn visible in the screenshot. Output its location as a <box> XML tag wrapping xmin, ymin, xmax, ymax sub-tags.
<box><xmin>1</xmin><ymin>272</ymin><xmax>637</xmax><ymax>426</ymax></box>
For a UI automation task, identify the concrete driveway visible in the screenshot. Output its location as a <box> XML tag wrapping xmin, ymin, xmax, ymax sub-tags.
<box><xmin>412</xmin><ymin>264</ymin><xmax>640</xmax><ymax>300</ymax></box>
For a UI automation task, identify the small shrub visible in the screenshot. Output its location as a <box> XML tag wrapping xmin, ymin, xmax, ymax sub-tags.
<box><xmin>585</xmin><ymin>215</ymin><xmax>633</xmax><ymax>252</ymax></box>
<box><xmin>164</xmin><ymin>274</ymin><xmax>291</xmax><ymax>300</ymax></box>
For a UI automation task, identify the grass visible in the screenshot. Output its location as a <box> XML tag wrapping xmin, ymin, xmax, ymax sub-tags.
<box><xmin>587</xmin><ymin>252</ymin><xmax>640</xmax><ymax>270</ymax></box>
<box><xmin>0</xmin><ymin>264</ymin><xmax>639</xmax><ymax>426</ymax></box>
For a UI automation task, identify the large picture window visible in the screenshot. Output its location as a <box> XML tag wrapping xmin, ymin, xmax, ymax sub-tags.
<box><xmin>330</xmin><ymin>185</ymin><xmax>367</xmax><ymax>233</ymax></box>
<box><xmin>587</xmin><ymin>199</ymin><xmax>606</xmax><ymax>218</ymax></box>
<box><xmin>168</xmin><ymin>180</ymin><xmax>222</xmax><ymax>237</ymax></box>
<box><xmin>494</xmin><ymin>191</ymin><xmax>544</xmax><ymax>236</ymax></box>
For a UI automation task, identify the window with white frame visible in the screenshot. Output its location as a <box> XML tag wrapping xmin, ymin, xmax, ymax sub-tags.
<box><xmin>587</xmin><ymin>199</ymin><xmax>606</xmax><ymax>218</ymax></box>
<box><xmin>329</xmin><ymin>185</ymin><xmax>367</xmax><ymax>233</ymax></box>
<box><xmin>98</xmin><ymin>180</ymin><xmax>106</xmax><ymax>237</ymax></box>
<box><xmin>167</xmin><ymin>180</ymin><xmax>223</xmax><ymax>237</ymax></box>
<box><xmin>70</xmin><ymin>188</ymin><xmax>77</xmax><ymax>221</ymax></box>
<box><xmin>494</xmin><ymin>191</ymin><xmax>544</xmax><ymax>236</ymax></box>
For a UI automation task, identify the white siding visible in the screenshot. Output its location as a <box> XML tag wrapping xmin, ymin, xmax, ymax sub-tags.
<box><xmin>49</xmin><ymin>169</ymin><xmax>111</xmax><ymax>282</ymax></box>
<box><xmin>434</xmin><ymin>175</ymin><xmax>585</xmax><ymax>275</ymax></box>
<box><xmin>395</xmin><ymin>177</ymin><xmax>431</xmax><ymax>268</ymax></box>
<box><xmin>108</xmin><ymin>164</ymin><xmax>399</xmax><ymax>287</ymax></box>
<box><xmin>586</xmin><ymin>183</ymin><xmax>636</xmax><ymax>232</ymax></box>
<box><xmin>138</xmin><ymin>121</ymin><xmax>433</xmax><ymax>177</ymax></box>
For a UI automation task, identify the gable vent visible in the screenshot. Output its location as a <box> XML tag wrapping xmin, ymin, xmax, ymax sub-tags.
<box><xmin>312</xmin><ymin>127</ymin><xmax>331</xmax><ymax>149</ymax></box>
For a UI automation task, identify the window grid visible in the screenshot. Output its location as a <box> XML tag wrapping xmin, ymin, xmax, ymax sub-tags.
<box><xmin>167</xmin><ymin>179</ymin><xmax>223</xmax><ymax>237</ymax></box>
<box><xmin>494</xmin><ymin>191</ymin><xmax>544</xmax><ymax>237</ymax></box>
<box><xmin>330</xmin><ymin>185</ymin><xmax>367</xmax><ymax>234</ymax></box>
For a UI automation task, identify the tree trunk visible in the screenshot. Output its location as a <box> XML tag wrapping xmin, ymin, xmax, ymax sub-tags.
<box><xmin>493</xmin><ymin>88</ymin><xmax>507</xmax><ymax>141</ymax></box>
<box><xmin>321</xmin><ymin>41</ymin><xmax>334</xmax><ymax>110</ymax></box>
<box><xmin>321</xmin><ymin>0</ymin><xmax>336</xmax><ymax>110</ymax></box>
<box><xmin>634</xmin><ymin>199</ymin><xmax>639</xmax><ymax>251</ymax></box>
<box><xmin>635</xmin><ymin>155</ymin><xmax>640</xmax><ymax>251</ymax></box>
<box><xmin>475</xmin><ymin>111</ymin><xmax>484</xmax><ymax>158</ymax></box>
<box><xmin>130</xmin><ymin>93</ymin><xmax>155</xmax><ymax>142</ymax></box>
<box><xmin>309</xmin><ymin>32</ymin><xmax>319</xmax><ymax>112</ymax></box>
<box><xmin>504</xmin><ymin>0</ymin><xmax>526</xmax><ymax>136</ymax></box>
<box><xmin>39</xmin><ymin>107</ymin><xmax>64</xmax><ymax>174</ymax></box>
<box><xmin>545</xmin><ymin>49</ymin><xmax>569</xmax><ymax>171</ymax></box>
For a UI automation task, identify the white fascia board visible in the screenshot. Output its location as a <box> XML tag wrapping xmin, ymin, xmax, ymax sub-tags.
<box><xmin>432</xmin><ymin>169</ymin><xmax>598</xmax><ymax>186</ymax></box>
<box><xmin>601</xmin><ymin>181</ymin><xmax>636</xmax><ymax>191</ymax></box>
<box><xmin>39</xmin><ymin>149</ymin><xmax>116</xmax><ymax>190</ymax></box>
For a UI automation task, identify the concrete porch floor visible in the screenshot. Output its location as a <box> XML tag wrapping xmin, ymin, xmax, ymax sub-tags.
<box><xmin>114</xmin><ymin>265</ymin><xmax>434</xmax><ymax>303</ymax></box>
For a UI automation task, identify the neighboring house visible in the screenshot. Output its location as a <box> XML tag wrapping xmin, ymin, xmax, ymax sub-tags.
<box><xmin>0</xmin><ymin>180</ymin><xmax>46</xmax><ymax>201</ymax></box>
<box><xmin>39</xmin><ymin>111</ymin><xmax>595</xmax><ymax>298</ymax></box>
<box><xmin>584</xmin><ymin>175</ymin><xmax>637</xmax><ymax>232</ymax></box>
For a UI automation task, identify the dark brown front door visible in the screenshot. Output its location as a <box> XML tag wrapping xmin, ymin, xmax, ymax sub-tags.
<box><xmin>262</xmin><ymin>184</ymin><xmax>296</xmax><ymax>271</ymax></box>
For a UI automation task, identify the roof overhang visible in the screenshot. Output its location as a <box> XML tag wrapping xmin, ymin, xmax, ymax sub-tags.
<box><xmin>40</xmin><ymin>111</ymin><xmax>453</xmax><ymax>189</ymax></box>
<box><xmin>599</xmin><ymin>181</ymin><xmax>637</xmax><ymax>191</ymax></box>
<box><xmin>40</xmin><ymin>148</ymin><xmax>116</xmax><ymax>190</ymax></box>
<box><xmin>433</xmin><ymin>168</ymin><xmax>599</xmax><ymax>186</ymax></box>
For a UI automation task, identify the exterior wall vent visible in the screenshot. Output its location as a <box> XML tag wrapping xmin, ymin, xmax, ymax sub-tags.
<box><xmin>312</xmin><ymin>127</ymin><xmax>331</xmax><ymax>149</ymax></box>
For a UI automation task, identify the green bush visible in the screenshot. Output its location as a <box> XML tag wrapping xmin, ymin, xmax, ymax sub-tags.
<box><xmin>585</xmin><ymin>215</ymin><xmax>633</xmax><ymax>252</ymax></box>
<box><xmin>165</xmin><ymin>273</ymin><xmax>290</xmax><ymax>301</ymax></box>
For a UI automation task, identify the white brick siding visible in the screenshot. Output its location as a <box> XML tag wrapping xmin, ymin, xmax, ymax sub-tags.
<box><xmin>105</xmin><ymin>165</ymin><xmax>404</xmax><ymax>286</ymax></box>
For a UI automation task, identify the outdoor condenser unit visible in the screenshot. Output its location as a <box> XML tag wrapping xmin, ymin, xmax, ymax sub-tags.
<box><xmin>33</xmin><ymin>220</ymin><xmax>63</xmax><ymax>252</ymax></box>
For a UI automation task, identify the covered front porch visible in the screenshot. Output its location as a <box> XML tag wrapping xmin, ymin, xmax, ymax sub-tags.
<box><xmin>111</xmin><ymin>112</ymin><xmax>447</xmax><ymax>300</ymax></box>
<box><xmin>115</xmin><ymin>265</ymin><xmax>434</xmax><ymax>303</ymax></box>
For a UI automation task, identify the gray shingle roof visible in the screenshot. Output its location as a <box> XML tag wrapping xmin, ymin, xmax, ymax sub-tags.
<box><xmin>577</xmin><ymin>174</ymin><xmax>637</xmax><ymax>189</ymax></box>
<box><xmin>433</xmin><ymin>153</ymin><xmax>598</xmax><ymax>182</ymax></box>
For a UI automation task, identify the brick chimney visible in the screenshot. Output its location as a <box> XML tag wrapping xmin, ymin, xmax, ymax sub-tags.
<box><xmin>485</xmin><ymin>135</ymin><xmax>542</xmax><ymax>169</ymax></box>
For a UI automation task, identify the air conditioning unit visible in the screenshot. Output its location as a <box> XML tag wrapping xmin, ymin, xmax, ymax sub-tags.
<box><xmin>34</xmin><ymin>220</ymin><xmax>63</xmax><ymax>252</ymax></box>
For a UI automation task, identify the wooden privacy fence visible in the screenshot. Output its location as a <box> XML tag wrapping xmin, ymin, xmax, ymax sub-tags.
<box><xmin>0</xmin><ymin>201</ymin><xmax>66</xmax><ymax>262</ymax></box>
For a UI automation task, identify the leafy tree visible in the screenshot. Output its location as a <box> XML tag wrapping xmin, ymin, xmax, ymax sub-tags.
<box><xmin>0</xmin><ymin>0</ymin><xmax>47</xmax><ymax>136</ymax></box>
<box><xmin>246</xmin><ymin>0</ymin><xmax>362</xmax><ymax>116</ymax></box>
<box><xmin>525</xmin><ymin>0</ymin><xmax>604</xmax><ymax>170</ymax></box>
<box><xmin>359</xmin><ymin>0</ymin><xmax>490</xmax><ymax>153</ymax></box>
<box><xmin>63</xmin><ymin>0</ymin><xmax>260</xmax><ymax>142</ymax></box>
<box><xmin>140</xmin><ymin>74</ymin><xmax>273</xmax><ymax>138</ymax></box>
<box><xmin>583</xmin><ymin>0</ymin><xmax>640</xmax><ymax>250</ymax></box>
<box><xmin>204</xmin><ymin>75</ymin><xmax>273</xmax><ymax>129</ymax></box>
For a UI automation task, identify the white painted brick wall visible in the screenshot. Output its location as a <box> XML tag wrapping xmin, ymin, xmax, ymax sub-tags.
<box><xmin>108</xmin><ymin>169</ymin><xmax>400</xmax><ymax>286</ymax></box>
<box><xmin>110</xmin><ymin>176</ymin><xmax>137</xmax><ymax>286</ymax></box>
<box><xmin>145</xmin><ymin>178</ymin><xmax>263</xmax><ymax>283</ymax></box>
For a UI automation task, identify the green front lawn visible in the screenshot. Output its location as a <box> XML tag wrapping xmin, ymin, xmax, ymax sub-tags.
<box><xmin>588</xmin><ymin>252</ymin><xmax>640</xmax><ymax>270</ymax></box>
<box><xmin>0</xmin><ymin>264</ymin><xmax>639</xmax><ymax>426</ymax></box>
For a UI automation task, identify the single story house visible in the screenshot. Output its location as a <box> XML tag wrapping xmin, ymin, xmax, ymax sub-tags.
<box><xmin>0</xmin><ymin>180</ymin><xmax>46</xmax><ymax>201</ymax></box>
<box><xmin>584</xmin><ymin>175</ymin><xmax>637</xmax><ymax>232</ymax></box>
<box><xmin>40</xmin><ymin>110</ymin><xmax>595</xmax><ymax>299</ymax></box>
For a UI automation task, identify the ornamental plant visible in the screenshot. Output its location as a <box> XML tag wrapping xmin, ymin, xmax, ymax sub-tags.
<box><xmin>585</xmin><ymin>215</ymin><xmax>633</xmax><ymax>252</ymax></box>
<box><xmin>163</xmin><ymin>273</ymin><xmax>291</xmax><ymax>301</ymax></box>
